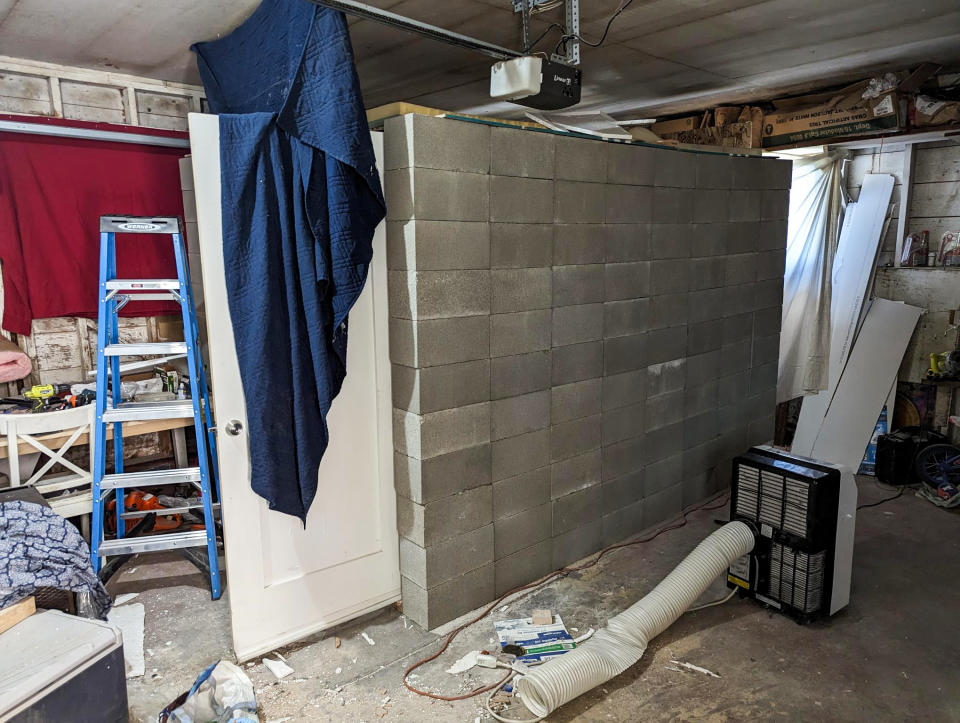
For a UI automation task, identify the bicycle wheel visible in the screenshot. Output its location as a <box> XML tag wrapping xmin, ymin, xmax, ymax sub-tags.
<box><xmin>914</xmin><ymin>443</ymin><xmax>960</xmax><ymax>488</ymax></box>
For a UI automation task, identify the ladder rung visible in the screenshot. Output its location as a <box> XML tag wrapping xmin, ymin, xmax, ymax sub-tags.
<box><xmin>106</xmin><ymin>279</ymin><xmax>181</xmax><ymax>290</ymax></box>
<box><xmin>98</xmin><ymin>530</ymin><xmax>208</xmax><ymax>556</ymax></box>
<box><xmin>122</xmin><ymin>502</ymin><xmax>220</xmax><ymax>519</ymax></box>
<box><xmin>103</xmin><ymin>342</ymin><xmax>187</xmax><ymax>356</ymax></box>
<box><xmin>100</xmin><ymin>467</ymin><xmax>201</xmax><ymax>490</ymax></box>
<box><xmin>103</xmin><ymin>399</ymin><xmax>195</xmax><ymax>422</ymax></box>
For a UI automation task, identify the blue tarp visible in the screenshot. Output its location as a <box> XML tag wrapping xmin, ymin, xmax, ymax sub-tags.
<box><xmin>192</xmin><ymin>0</ymin><xmax>384</xmax><ymax>522</ymax></box>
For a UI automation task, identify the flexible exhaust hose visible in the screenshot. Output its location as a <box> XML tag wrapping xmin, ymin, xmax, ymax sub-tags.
<box><xmin>514</xmin><ymin>521</ymin><xmax>755</xmax><ymax>718</ymax></box>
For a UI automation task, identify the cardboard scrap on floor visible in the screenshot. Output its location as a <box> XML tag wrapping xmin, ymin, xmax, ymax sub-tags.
<box><xmin>107</xmin><ymin>602</ymin><xmax>145</xmax><ymax>679</ymax></box>
<box><xmin>494</xmin><ymin>615</ymin><xmax>576</xmax><ymax>663</ymax></box>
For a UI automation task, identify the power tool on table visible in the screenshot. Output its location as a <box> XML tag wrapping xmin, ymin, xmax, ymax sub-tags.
<box><xmin>23</xmin><ymin>383</ymin><xmax>71</xmax><ymax>400</ymax></box>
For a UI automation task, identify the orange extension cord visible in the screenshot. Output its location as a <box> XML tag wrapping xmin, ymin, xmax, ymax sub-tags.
<box><xmin>402</xmin><ymin>492</ymin><xmax>732</xmax><ymax>701</ymax></box>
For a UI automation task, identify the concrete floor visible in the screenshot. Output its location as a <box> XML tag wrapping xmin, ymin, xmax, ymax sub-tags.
<box><xmin>113</xmin><ymin>477</ymin><xmax>960</xmax><ymax>722</ymax></box>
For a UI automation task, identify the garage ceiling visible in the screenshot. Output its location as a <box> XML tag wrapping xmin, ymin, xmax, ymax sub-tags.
<box><xmin>2</xmin><ymin>0</ymin><xmax>959</xmax><ymax>119</ymax></box>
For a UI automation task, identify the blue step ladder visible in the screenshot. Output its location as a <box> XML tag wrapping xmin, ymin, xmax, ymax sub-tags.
<box><xmin>91</xmin><ymin>215</ymin><xmax>222</xmax><ymax>600</ymax></box>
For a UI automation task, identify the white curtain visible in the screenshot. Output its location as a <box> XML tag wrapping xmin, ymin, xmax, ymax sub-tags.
<box><xmin>777</xmin><ymin>150</ymin><xmax>849</xmax><ymax>402</ymax></box>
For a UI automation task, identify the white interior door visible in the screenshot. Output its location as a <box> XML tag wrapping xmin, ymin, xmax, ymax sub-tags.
<box><xmin>187</xmin><ymin>112</ymin><xmax>399</xmax><ymax>661</ymax></box>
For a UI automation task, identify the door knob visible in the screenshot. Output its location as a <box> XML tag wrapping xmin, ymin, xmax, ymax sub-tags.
<box><xmin>225</xmin><ymin>419</ymin><xmax>243</xmax><ymax>436</ymax></box>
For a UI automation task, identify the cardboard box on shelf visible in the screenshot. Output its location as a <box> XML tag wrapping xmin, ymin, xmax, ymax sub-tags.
<box><xmin>650</xmin><ymin>114</ymin><xmax>703</xmax><ymax>136</ymax></box>
<box><xmin>912</xmin><ymin>95</ymin><xmax>960</xmax><ymax>127</ymax></box>
<box><xmin>761</xmin><ymin>87</ymin><xmax>902</xmax><ymax>147</ymax></box>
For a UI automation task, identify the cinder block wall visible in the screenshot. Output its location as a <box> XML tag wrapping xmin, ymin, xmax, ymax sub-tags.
<box><xmin>383</xmin><ymin>114</ymin><xmax>790</xmax><ymax>629</ymax></box>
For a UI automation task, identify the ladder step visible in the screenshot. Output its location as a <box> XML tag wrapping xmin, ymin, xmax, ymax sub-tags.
<box><xmin>98</xmin><ymin>530</ymin><xmax>208</xmax><ymax>556</ymax></box>
<box><xmin>122</xmin><ymin>502</ymin><xmax>220</xmax><ymax>519</ymax></box>
<box><xmin>103</xmin><ymin>342</ymin><xmax>187</xmax><ymax>356</ymax></box>
<box><xmin>106</xmin><ymin>279</ymin><xmax>181</xmax><ymax>291</ymax></box>
<box><xmin>103</xmin><ymin>399</ymin><xmax>195</xmax><ymax>422</ymax></box>
<box><xmin>101</xmin><ymin>467</ymin><xmax>201</xmax><ymax>490</ymax></box>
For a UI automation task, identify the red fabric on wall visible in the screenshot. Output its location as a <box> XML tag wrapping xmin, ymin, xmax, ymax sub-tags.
<box><xmin>0</xmin><ymin>131</ymin><xmax>185</xmax><ymax>335</ymax></box>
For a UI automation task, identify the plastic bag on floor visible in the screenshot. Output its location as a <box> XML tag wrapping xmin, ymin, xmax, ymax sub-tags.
<box><xmin>159</xmin><ymin>660</ymin><xmax>259</xmax><ymax>723</ymax></box>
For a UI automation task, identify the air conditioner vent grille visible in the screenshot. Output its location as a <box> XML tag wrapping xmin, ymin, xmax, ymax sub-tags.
<box><xmin>735</xmin><ymin>462</ymin><xmax>811</xmax><ymax>539</ymax></box>
<box><xmin>767</xmin><ymin>543</ymin><xmax>825</xmax><ymax>614</ymax></box>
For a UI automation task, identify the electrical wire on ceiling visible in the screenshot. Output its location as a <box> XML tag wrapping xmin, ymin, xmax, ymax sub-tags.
<box><xmin>554</xmin><ymin>0</ymin><xmax>635</xmax><ymax>55</ymax></box>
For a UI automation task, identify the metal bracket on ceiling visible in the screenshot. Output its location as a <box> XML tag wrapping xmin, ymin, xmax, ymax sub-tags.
<box><xmin>552</xmin><ymin>0</ymin><xmax>580</xmax><ymax>66</ymax></box>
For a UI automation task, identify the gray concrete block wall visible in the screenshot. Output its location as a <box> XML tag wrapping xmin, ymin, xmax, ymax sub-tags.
<box><xmin>384</xmin><ymin>114</ymin><xmax>789</xmax><ymax>629</ymax></box>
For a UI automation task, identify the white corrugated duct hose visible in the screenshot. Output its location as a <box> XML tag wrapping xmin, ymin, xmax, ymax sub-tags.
<box><xmin>511</xmin><ymin>521</ymin><xmax>755</xmax><ymax>720</ymax></box>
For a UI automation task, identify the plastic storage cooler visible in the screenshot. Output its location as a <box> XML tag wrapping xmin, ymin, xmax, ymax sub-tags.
<box><xmin>0</xmin><ymin>609</ymin><xmax>128</xmax><ymax>722</ymax></box>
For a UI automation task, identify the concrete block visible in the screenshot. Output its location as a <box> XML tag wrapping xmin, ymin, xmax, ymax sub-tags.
<box><xmin>754</xmin><ymin>306</ymin><xmax>782</xmax><ymax>337</ymax></box>
<box><xmin>645</xmin><ymin>454</ymin><xmax>681</xmax><ymax>496</ymax></box>
<box><xmin>762</xmin><ymin>157</ymin><xmax>793</xmax><ymax>189</ymax></box>
<box><xmin>490</xmin><ymin>176</ymin><xmax>553</xmax><ymax>223</ymax></box>
<box><xmin>606</xmin><ymin>143</ymin><xmax>655</xmax><ymax>185</ymax></box>
<box><xmin>555</xmin><ymin>134</ymin><xmax>607</xmax><ymax>182</ymax></box>
<box><xmin>654</xmin><ymin>148</ymin><xmax>696</xmax><ymax>188</ymax></box>
<box><xmin>696</xmin><ymin>153</ymin><xmax>733</xmax><ymax>189</ymax></box>
<box><xmin>601</xmin><ymin>434</ymin><xmax>646</xmax><ymax>481</ymax></box>
<box><xmin>649</xmin><ymin>260</ymin><xmax>688</xmax><ymax>295</ymax></box>
<box><xmin>650</xmin><ymin>223</ymin><xmax>693</xmax><ymax>259</ymax></box>
<box><xmin>604</xmin><ymin>223</ymin><xmax>651</xmax><ymax>262</ymax></box>
<box><xmin>684</xmin><ymin>411</ymin><xmax>719</xmax><ymax>449</ymax></box>
<box><xmin>396</xmin><ymin>484</ymin><xmax>492</xmax><ymax>547</ymax></box>
<box><xmin>644</xmin><ymin>389</ymin><xmax>684</xmax><ymax>432</ymax></box>
<box><xmin>643</xmin><ymin>484</ymin><xmax>682</xmax><ymax>528</ymax></box>
<box><xmin>386</xmin><ymin>167</ymin><xmax>490</xmax><ymax>221</ymax></box>
<box><xmin>758</xmin><ymin>219</ymin><xmax>788</xmax><ymax>251</ymax></box>
<box><xmin>552</xmin><ymin>377</ymin><xmax>603</xmax><ymax>423</ymax></box>
<box><xmin>602</xmin><ymin>403</ymin><xmax>644</xmax><ymax>446</ymax></box>
<box><xmin>491</xmin><ymin>223</ymin><xmax>553</xmax><ymax>268</ymax></box>
<box><xmin>688</xmin><ymin>257</ymin><xmax>725</xmax><ymax>291</ymax></box>
<box><xmin>399</xmin><ymin>523</ymin><xmax>493</xmax><ymax>589</ymax></box>
<box><xmin>750</xmin><ymin>361</ymin><xmax>778</xmax><ymax>394</ymax></box>
<box><xmin>605</xmin><ymin>261</ymin><xmax>650</xmax><ymax>301</ymax></box>
<box><xmin>652</xmin><ymin>188</ymin><xmax>694</xmax><ymax>224</ymax></box>
<box><xmin>394</xmin><ymin>443</ymin><xmax>490</xmax><ymax>504</ymax></box>
<box><xmin>752</xmin><ymin>333</ymin><xmax>780</xmax><ymax>367</ymax></box>
<box><xmin>693</xmin><ymin>189</ymin><xmax>730</xmax><ymax>223</ymax></box>
<box><xmin>646</xmin><ymin>325</ymin><xmax>687</xmax><ymax>365</ymax></box>
<box><xmin>727</xmin><ymin>222</ymin><xmax>760</xmax><ymax>254</ymax></box>
<box><xmin>555</xmin><ymin>181</ymin><xmax>606</xmax><ymax>224</ymax></box>
<box><xmin>761</xmin><ymin>189</ymin><xmax>789</xmax><ymax>221</ymax></box>
<box><xmin>728</xmin><ymin>190</ymin><xmax>762</xmax><ymax>223</ymax></box>
<box><xmin>682</xmin><ymin>472</ymin><xmax>717</xmax><ymax>509</ymax></box>
<box><xmin>731</xmin><ymin>156</ymin><xmax>766</xmax><ymax>190</ymax></box>
<box><xmin>719</xmin><ymin>371</ymin><xmax>750</xmax><ymax>407</ymax></box>
<box><xmin>554</xmin><ymin>225</ymin><xmax>606</xmax><ymax>265</ymax></box>
<box><xmin>491</xmin><ymin>126</ymin><xmax>554</xmax><ymax>178</ymax></box>
<box><xmin>683</xmin><ymin>439</ymin><xmax>720</xmax><ymax>477</ymax></box>
<box><xmin>690</xmin><ymin>223</ymin><xmax>727</xmax><ymax>256</ymax></box>
<box><xmin>393</xmin><ymin>402</ymin><xmax>491</xmax><ymax>460</ymax></box>
<box><xmin>491</xmin><ymin>309</ymin><xmax>552</xmax><ymax>357</ymax></box>
<box><xmin>392</xmin><ymin>359</ymin><xmax>490</xmax><ymax>414</ymax></box>
<box><xmin>552</xmin><ymin>485</ymin><xmax>603</xmax><ymax>536</ymax></box>
<box><xmin>493</xmin><ymin>466</ymin><xmax>551</xmax><ymax>520</ymax></box>
<box><xmin>754</xmin><ymin>279</ymin><xmax>783</xmax><ymax>310</ymax></box>
<box><xmin>687</xmin><ymin>319</ymin><xmax>723</xmax><ymax>355</ymax></box>
<box><xmin>756</xmin><ymin>249</ymin><xmax>786</xmax><ymax>281</ymax></box>
<box><xmin>604</xmin><ymin>298</ymin><xmax>649</xmax><ymax>338</ymax></box>
<box><xmin>492</xmin><ymin>428</ymin><xmax>550</xmax><ymax>481</ymax></box>
<box><xmin>491</xmin><ymin>390</ymin><xmax>550</xmax><ymax>441</ymax></box>
<box><xmin>552</xmin><ymin>415</ymin><xmax>602</xmax><ymax>463</ymax></box>
<box><xmin>551</xmin><ymin>449</ymin><xmax>602</xmax><ymax>498</ymax></box>
<box><xmin>602</xmin><ymin>467</ymin><xmax>645</xmax><ymax>514</ymax></box>
<box><xmin>724</xmin><ymin>253</ymin><xmax>758</xmax><ymax>286</ymax></box>
<box><xmin>552</xmin><ymin>341</ymin><xmax>603</xmax><ymax>385</ymax></box>
<box><xmin>387</xmin><ymin>220</ymin><xmax>489</xmax><ymax>270</ymax></box>
<box><xmin>492</xmin><ymin>351</ymin><xmax>551</xmax><ymax>400</ymax></box>
<box><xmin>495</xmin><ymin>502</ymin><xmax>552</xmax><ymax>558</ymax></box>
<box><xmin>552</xmin><ymin>519</ymin><xmax>602</xmax><ymax>569</ymax></box>
<box><xmin>553</xmin><ymin>304</ymin><xmax>604</xmax><ymax>347</ymax></box>
<box><xmin>749</xmin><ymin>412</ymin><xmax>775</xmax><ymax>444</ymax></box>
<box><xmin>495</xmin><ymin>539</ymin><xmax>552</xmax><ymax>596</ymax></box>
<box><xmin>645</xmin><ymin>422</ymin><xmax>684</xmax><ymax>463</ymax></box>
<box><xmin>385</xmin><ymin>114</ymin><xmax>490</xmax><ymax>173</ymax></box>
<box><xmin>602</xmin><ymin>500</ymin><xmax>646</xmax><ymax>546</ymax></box>
<box><xmin>602</xmin><ymin>368</ymin><xmax>645</xmax><ymax>411</ymax></box>
<box><xmin>603</xmin><ymin>333</ymin><xmax>647</xmax><ymax>375</ymax></box>
<box><xmin>685</xmin><ymin>350</ymin><xmax>721</xmax><ymax>388</ymax></box>
<box><xmin>720</xmin><ymin>342</ymin><xmax>751</xmax><ymax>376</ymax></box>
<box><xmin>649</xmin><ymin>293</ymin><xmax>688</xmax><ymax>330</ymax></box>
<box><xmin>605</xmin><ymin>185</ymin><xmax>653</xmax><ymax>224</ymax></box>
<box><xmin>722</xmin><ymin>284</ymin><xmax>756</xmax><ymax>318</ymax></box>
<box><xmin>646</xmin><ymin>358</ymin><xmax>686</xmax><ymax>398</ymax></box>
<box><xmin>553</xmin><ymin>265</ymin><xmax>605</xmax><ymax>306</ymax></box>
<box><xmin>686</xmin><ymin>288</ymin><xmax>725</xmax><ymax>324</ymax></box>
<box><xmin>723</xmin><ymin>312</ymin><xmax>754</xmax><ymax>345</ymax></box>
<box><xmin>389</xmin><ymin>316</ymin><xmax>489</xmax><ymax>368</ymax></box>
<box><xmin>491</xmin><ymin>268</ymin><xmax>552</xmax><ymax>313</ymax></box>
<box><xmin>400</xmin><ymin>563</ymin><xmax>493</xmax><ymax>630</ymax></box>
